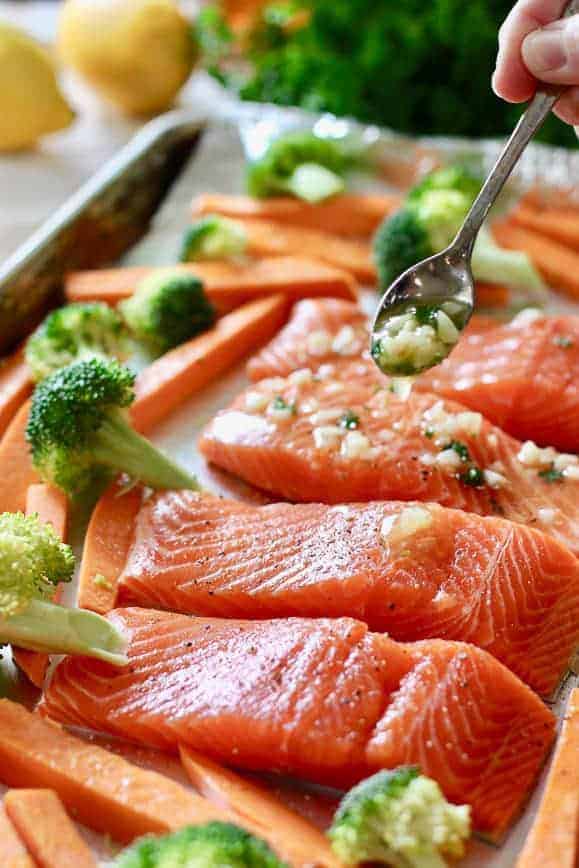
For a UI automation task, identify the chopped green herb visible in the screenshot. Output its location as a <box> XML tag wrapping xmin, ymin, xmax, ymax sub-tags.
<box><xmin>370</xmin><ymin>338</ymin><xmax>383</xmax><ymax>361</ymax></box>
<box><xmin>271</xmin><ymin>395</ymin><xmax>296</xmax><ymax>414</ymax></box>
<box><xmin>340</xmin><ymin>410</ymin><xmax>360</xmax><ymax>430</ymax></box>
<box><xmin>538</xmin><ymin>464</ymin><xmax>564</xmax><ymax>483</ymax></box>
<box><xmin>553</xmin><ymin>335</ymin><xmax>574</xmax><ymax>349</ymax></box>
<box><xmin>460</xmin><ymin>466</ymin><xmax>484</xmax><ymax>487</ymax></box>
<box><xmin>424</xmin><ymin>427</ymin><xmax>434</xmax><ymax>439</ymax></box>
<box><xmin>413</xmin><ymin>304</ymin><xmax>440</xmax><ymax>327</ymax></box>
<box><xmin>442</xmin><ymin>440</ymin><xmax>471</xmax><ymax>462</ymax></box>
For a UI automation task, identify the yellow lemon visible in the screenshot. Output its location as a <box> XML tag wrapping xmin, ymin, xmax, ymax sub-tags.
<box><xmin>0</xmin><ymin>22</ymin><xmax>74</xmax><ymax>151</ymax></box>
<box><xmin>58</xmin><ymin>0</ymin><xmax>197</xmax><ymax>116</ymax></box>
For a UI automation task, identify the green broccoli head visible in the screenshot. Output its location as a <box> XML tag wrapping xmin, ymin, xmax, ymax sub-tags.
<box><xmin>120</xmin><ymin>270</ymin><xmax>216</xmax><ymax>357</ymax></box>
<box><xmin>180</xmin><ymin>216</ymin><xmax>248</xmax><ymax>262</ymax></box>
<box><xmin>329</xmin><ymin>767</ymin><xmax>471</xmax><ymax>868</ymax></box>
<box><xmin>26</xmin><ymin>358</ymin><xmax>198</xmax><ymax>497</ymax></box>
<box><xmin>373</xmin><ymin>164</ymin><xmax>545</xmax><ymax>294</ymax></box>
<box><xmin>114</xmin><ymin>821</ymin><xmax>289</xmax><ymax>868</ymax></box>
<box><xmin>25</xmin><ymin>302</ymin><xmax>129</xmax><ymax>382</ymax></box>
<box><xmin>373</xmin><ymin>209</ymin><xmax>433</xmax><ymax>290</ymax></box>
<box><xmin>0</xmin><ymin>511</ymin><xmax>74</xmax><ymax>618</ymax></box>
<box><xmin>246</xmin><ymin>130</ymin><xmax>361</xmax><ymax>202</ymax></box>
<box><xmin>407</xmin><ymin>166</ymin><xmax>482</xmax><ymax>205</ymax></box>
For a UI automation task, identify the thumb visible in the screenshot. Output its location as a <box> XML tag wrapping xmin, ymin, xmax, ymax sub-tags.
<box><xmin>522</xmin><ymin>14</ymin><xmax>579</xmax><ymax>84</ymax></box>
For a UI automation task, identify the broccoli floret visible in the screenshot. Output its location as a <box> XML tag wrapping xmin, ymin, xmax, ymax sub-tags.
<box><xmin>25</xmin><ymin>302</ymin><xmax>130</xmax><ymax>382</ymax></box>
<box><xmin>373</xmin><ymin>208</ymin><xmax>437</xmax><ymax>290</ymax></box>
<box><xmin>26</xmin><ymin>358</ymin><xmax>199</xmax><ymax>497</ymax></box>
<box><xmin>374</xmin><ymin>167</ymin><xmax>547</xmax><ymax>294</ymax></box>
<box><xmin>328</xmin><ymin>767</ymin><xmax>471</xmax><ymax>868</ymax></box>
<box><xmin>114</xmin><ymin>821</ymin><xmax>288</xmax><ymax>868</ymax></box>
<box><xmin>120</xmin><ymin>270</ymin><xmax>216</xmax><ymax>357</ymax></box>
<box><xmin>180</xmin><ymin>216</ymin><xmax>248</xmax><ymax>262</ymax></box>
<box><xmin>407</xmin><ymin>166</ymin><xmax>483</xmax><ymax>204</ymax></box>
<box><xmin>246</xmin><ymin>130</ymin><xmax>361</xmax><ymax>202</ymax></box>
<box><xmin>0</xmin><ymin>512</ymin><xmax>126</xmax><ymax>665</ymax></box>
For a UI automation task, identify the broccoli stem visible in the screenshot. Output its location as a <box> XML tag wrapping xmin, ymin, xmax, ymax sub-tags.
<box><xmin>91</xmin><ymin>410</ymin><xmax>200</xmax><ymax>491</ymax></box>
<box><xmin>286</xmin><ymin>163</ymin><xmax>345</xmax><ymax>203</ymax></box>
<box><xmin>409</xmin><ymin>851</ymin><xmax>448</xmax><ymax>868</ymax></box>
<box><xmin>472</xmin><ymin>227</ymin><xmax>547</xmax><ymax>299</ymax></box>
<box><xmin>2</xmin><ymin>599</ymin><xmax>127</xmax><ymax>666</ymax></box>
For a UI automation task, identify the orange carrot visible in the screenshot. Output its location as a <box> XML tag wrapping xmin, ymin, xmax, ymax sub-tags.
<box><xmin>240</xmin><ymin>219</ymin><xmax>376</xmax><ymax>283</ymax></box>
<box><xmin>65</xmin><ymin>257</ymin><xmax>357</xmax><ymax>309</ymax></box>
<box><xmin>0</xmin><ymin>347</ymin><xmax>32</xmax><ymax>441</ymax></box>
<box><xmin>77</xmin><ymin>479</ymin><xmax>142</xmax><ymax>614</ymax></box>
<box><xmin>192</xmin><ymin>192</ymin><xmax>400</xmax><ymax>238</ymax></box>
<box><xmin>517</xmin><ymin>688</ymin><xmax>579</xmax><ymax>868</ymax></box>
<box><xmin>131</xmin><ymin>294</ymin><xmax>289</xmax><ymax>433</ymax></box>
<box><xmin>511</xmin><ymin>205</ymin><xmax>579</xmax><ymax>252</ymax></box>
<box><xmin>180</xmin><ymin>746</ymin><xmax>340</xmax><ymax>868</ymax></box>
<box><xmin>25</xmin><ymin>484</ymin><xmax>68</xmax><ymax>539</ymax></box>
<box><xmin>475</xmin><ymin>282</ymin><xmax>510</xmax><ymax>309</ymax></box>
<box><xmin>0</xmin><ymin>700</ymin><xmax>234</xmax><ymax>845</ymax></box>
<box><xmin>0</xmin><ymin>401</ymin><xmax>39</xmax><ymax>514</ymax></box>
<box><xmin>0</xmin><ymin>803</ymin><xmax>35</xmax><ymax>867</ymax></box>
<box><xmin>493</xmin><ymin>221</ymin><xmax>579</xmax><ymax>300</ymax></box>
<box><xmin>4</xmin><ymin>789</ymin><xmax>96</xmax><ymax>868</ymax></box>
<box><xmin>12</xmin><ymin>485</ymin><xmax>70</xmax><ymax>688</ymax></box>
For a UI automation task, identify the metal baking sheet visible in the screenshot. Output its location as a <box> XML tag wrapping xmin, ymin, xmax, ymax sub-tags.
<box><xmin>1</xmin><ymin>106</ymin><xmax>578</xmax><ymax>866</ymax></box>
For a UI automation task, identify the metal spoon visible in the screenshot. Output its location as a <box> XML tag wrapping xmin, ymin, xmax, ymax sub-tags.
<box><xmin>371</xmin><ymin>0</ymin><xmax>579</xmax><ymax>377</ymax></box>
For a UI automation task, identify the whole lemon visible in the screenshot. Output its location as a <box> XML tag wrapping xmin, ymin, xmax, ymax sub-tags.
<box><xmin>0</xmin><ymin>22</ymin><xmax>74</xmax><ymax>151</ymax></box>
<box><xmin>58</xmin><ymin>0</ymin><xmax>197</xmax><ymax>116</ymax></box>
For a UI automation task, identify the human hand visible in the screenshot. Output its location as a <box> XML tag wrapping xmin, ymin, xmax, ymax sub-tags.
<box><xmin>493</xmin><ymin>0</ymin><xmax>579</xmax><ymax>125</ymax></box>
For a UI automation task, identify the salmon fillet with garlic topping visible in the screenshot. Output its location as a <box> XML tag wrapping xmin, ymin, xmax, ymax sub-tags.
<box><xmin>199</xmin><ymin>360</ymin><xmax>579</xmax><ymax>555</ymax></box>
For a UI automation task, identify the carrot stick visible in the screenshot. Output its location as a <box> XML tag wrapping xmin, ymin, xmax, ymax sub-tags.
<box><xmin>65</xmin><ymin>257</ymin><xmax>357</xmax><ymax>309</ymax></box>
<box><xmin>12</xmin><ymin>485</ymin><xmax>70</xmax><ymax>687</ymax></box>
<box><xmin>77</xmin><ymin>479</ymin><xmax>142</xmax><ymax>614</ymax></box>
<box><xmin>511</xmin><ymin>205</ymin><xmax>579</xmax><ymax>252</ymax></box>
<box><xmin>240</xmin><ymin>219</ymin><xmax>376</xmax><ymax>283</ymax></box>
<box><xmin>0</xmin><ymin>348</ymin><xmax>32</xmax><ymax>441</ymax></box>
<box><xmin>25</xmin><ymin>484</ymin><xmax>68</xmax><ymax>539</ymax></box>
<box><xmin>475</xmin><ymin>282</ymin><xmax>510</xmax><ymax>309</ymax></box>
<box><xmin>0</xmin><ymin>401</ymin><xmax>39</xmax><ymax>514</ymax></box>
<box><xmin>0</xmin><ymin>700</ymin><xmax>234</xmax><ymax>845</ymax></box>
<box><xmin>4</xmin><ymin>789</ymin><xmax>96</xmax><ymax>868</ymax></box>
<box><xmin>492</xmin><ymin>220</ymin><xmax>579</xmax><ymax>299</ymax></box>
<box><xmin>131</xmin><ymin>294</ymin><xmax>290</xmax><ymax>433</ymax></box>
<box><xmin>0</xmin><ymin>803</ymin><xmax>35</xmax><ymax>867</ymax></box>
<box><xmin>517</xmin><ymin>688</ymin><xmax>579</xmax><ymax>868</ymax></box>
<box><xmin>180</xmin><ymin>746</ymin><xmax>340</xmax><ymax>868</ymax></box>
<box><xmin>192</xmin><ymin>192</ymin><xmax>400</xmax><ymax>238</ymax></box>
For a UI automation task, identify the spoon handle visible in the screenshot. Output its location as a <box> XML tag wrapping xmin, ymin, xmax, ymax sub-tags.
<box><xmin>453</xmin><ymin>0</ymin><xmax>579</xmax><ymax>254</ymax></box>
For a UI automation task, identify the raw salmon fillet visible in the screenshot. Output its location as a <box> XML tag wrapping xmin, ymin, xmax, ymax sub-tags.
<box><xmin>417</xmin><ymin>313</ymin><xmax>579</xmax><ymax>452</ymax></box>
<box><xmin>248</xmin><ymin>301</ymin><xmax>579</xmax><ymax>452</ymax></box>
<box><xmin>199</xmin><ymin>361</ymin><xmax>579</xmax><ymax>555</ymax></box>
<box><xmin>117</xmin><ymin>493</ymin><xmax>579</xmax><ymax>695</ymax></box>
<box><xmin>41</xmin><ymin>608</ymin><xmax>555</xmax><ymax>838</ymax></box>
<box><xmin>246</xmin><ymin>298</ymin><xmax>370</xmax><ymax>382</ymax></box>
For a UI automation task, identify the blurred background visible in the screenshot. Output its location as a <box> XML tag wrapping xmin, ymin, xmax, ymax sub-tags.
<box><xmin>1</xmin><ymin>0</ymin><xmax>577</xmax><ymax>260</ymax></box>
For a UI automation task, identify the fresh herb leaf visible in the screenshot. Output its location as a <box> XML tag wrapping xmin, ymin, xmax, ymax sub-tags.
<box><xmin>340</xmin><ymin>410</ymin><xmax>360</xmax><ymax>430</ymax></box>
<box><xmin>553</xmin><ymin>335</ymin><xmax>574</xmax><ymax>349</ymax></box>
<box><xmin>460</xmin><ymin>466</ymin><xmax>484</xmax><ymax>487</ymax></box>
<box><xmin>271</xmin><ymin>395</ymin><xmax>296</xmax><ymax>414</ymax></box>
<box><xmin>538</xmin><ymin>464</ymin><xmax>564</xmax><ymax>483</ymax></box>
<box><xmin>442</xmin><ymin>440</ymin><xmax>470</xmax><ymax>462</ymax></box>
<box><xmin>413</xmin><ymin>304</ymin><xmax>439</xmax><ymax>327</ymax></box>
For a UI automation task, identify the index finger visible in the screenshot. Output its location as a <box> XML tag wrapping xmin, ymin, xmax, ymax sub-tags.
<box><xmin>493</xmin><ymin>0</ymin><xmax>569</xmax><ymax>102</ymax></box>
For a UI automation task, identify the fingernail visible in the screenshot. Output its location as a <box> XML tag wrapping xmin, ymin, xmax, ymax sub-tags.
<box><xmin>523</xmin><ymin>27</ymin><xmax>567</xmax><ymax>73</ymax></box>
